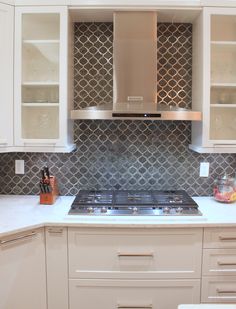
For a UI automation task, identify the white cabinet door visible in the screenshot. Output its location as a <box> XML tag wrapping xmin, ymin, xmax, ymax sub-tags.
<box><xmin>45</xmin><ymin>227</ymin><xmax>69</xmax><ymax>309</ymax></box>
<box><xmin>0</xmin><ymin>228</ymin><xmax>47</xmax><ymax>309</ymax></box>
<box><xmin>14</xmin><ymin>6</ymin><xmax>75</xmax><ymax>153</ymax></box>
<box><xmin>68</xmin><ymin>228</ymin><xmax>203</xmax><ymax>279</ymax></box>
<box><xmin>191</xmin><ymin>7</ymin><xmax>236</xmax><ymax>153</ymax></box>
<box><xmin>69</xmin><ymin>278</ymin><xmax>201</xmax><ymax>309</ymax></box>
<box><xmin>0</xmin><ymin>3</ymin><xmax>13</xmax><ymax>152</ymax></box>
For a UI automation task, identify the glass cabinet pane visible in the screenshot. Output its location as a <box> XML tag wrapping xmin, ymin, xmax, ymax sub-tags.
<box><xmin>21</xmin><ymin>12</ymin><xmax>60</xmax><ymax>140</ymax></box>
<box><xmin>22</xmin><ymin>85</ymin><xmax>59</xmax><ymax>104</ymax></box>
<box><xmin>22</xmin><ymin>42</ymin><xmax>59</xmax><ymax>83</ymax></box>
<box><xmin>210</xmin><ymin>107</ymin><xmax>236</xmax><ymax>140</ymax></box>
<box><xmin>211</xmin><ymin>15</ymin><xmax>236</xmax><ymax>42</ymax></box>
<box><xmin>22</xmin><ymin>106</ymin><xmax>59</xmax><ymax>139</ymax></box>
<box><xmin>211</xmin><ymin>44</ymin><xmax>236</xmax><ymax>83</ymax></box>
<box><xmin>210</xmin><ymin>14</ymin><xmax>236</xmax><ymax>143</ymax></box>
<box><xmin>211</xmin><ymin>87</ymin><xmax>236</xmax><ymax>105</ymax></box>
<box><xmin>22</xmin><ymin>13</ymin><xmax>60</xmax><ymax>40</ymax></box>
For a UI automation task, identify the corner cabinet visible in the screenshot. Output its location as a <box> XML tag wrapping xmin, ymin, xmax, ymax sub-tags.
<box><xmin>191</xmin><ymin>7</ymin><xmax>236</xmax><ymax>153</ymax></box>
<box><xmin>0</xmin><ymin>3</ymin><xmax>13</xmax><ymax>153</ymax></box>
<box><xmin>0</xmin><ymin>228</ymin><xmax>47</xmax><ymax>309</ymax></box>
<box><xmin>14</xmin><ymin>6</ymin><xmax>75</xmax><ymax>153</ymax></box>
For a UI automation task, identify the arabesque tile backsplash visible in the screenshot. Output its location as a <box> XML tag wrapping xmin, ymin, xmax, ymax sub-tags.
<box><xmin>0</xmin><ymin>23</ymin><xmax>235</xmax><ymax>196</ymax></box>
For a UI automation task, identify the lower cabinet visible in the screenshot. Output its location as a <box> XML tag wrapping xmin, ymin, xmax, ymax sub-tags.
<box><xmin>69</xmin><ymin>279</ymin><xmax>201</xmax><ymax>309</ymax></box>
<box><xmin>68</xmin><ymin>227</ymin><xmax>203</xmax><ymax>309</ymax></box>
<box><xmin>202</xmin><ymin>228</ymin><xmax>236</xmax><ymax>303</ymax></box>
<box><xmin>0</xmin><ymin>228</ymin><xmax>47</xmax><ymax>309</ymax></box>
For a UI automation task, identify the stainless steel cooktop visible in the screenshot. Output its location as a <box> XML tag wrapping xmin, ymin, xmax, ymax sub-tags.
<box><xmin>68</xmin><ymin>190</ymin><xmax>202</xmax><ymax>216</ymax></box>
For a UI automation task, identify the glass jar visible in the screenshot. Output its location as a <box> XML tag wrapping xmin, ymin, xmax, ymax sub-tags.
<box><xmin>213</xmin><ymin>176</ymin><xmax>236</xmax><ymax>203</ymax></box>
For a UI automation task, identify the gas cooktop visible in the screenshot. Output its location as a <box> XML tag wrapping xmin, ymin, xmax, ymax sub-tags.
<box><xmin>68</xmin><ymin>190</ymin><xmax>202</xmax><ymax>216</ymax></box>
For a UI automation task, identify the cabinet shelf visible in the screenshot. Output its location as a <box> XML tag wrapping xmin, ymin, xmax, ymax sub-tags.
<box><xmin>211</xmin><ymin>104</ymin><xmax>236</xmax><ymax>107</ymax></box>
<box><xmin>23</xmin><ymin>39</ymin><xmax>59</xmax><ymax>44</ymax></box>
<box><xmin>211</xmin><ymin>83</ymin><xmax>236</xmax><ymax>88</ymax></box>
<box><xmin>22</xmin><ymin>82</ymin><xmax>59</xmax><ymax>86</ymax></box>
<box><xmin>211</xmin><ymin>41</ymin><xmax>236</xmax><ymax>46</ymax></box>
<box><xmin>22</xmin><ymin>103</ymin><xmax>59</xmax><ymax>107</ymax></box>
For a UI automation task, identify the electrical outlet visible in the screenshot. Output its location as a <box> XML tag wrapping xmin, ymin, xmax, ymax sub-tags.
<box><xmin>15</xmin><ymin>160</ymin><xmax>25</xmax><ymax>174</ymax></box>
<box><xmin>200</xmin><ymin>162</ymin><xmax>209</xmax><ymax>177</ymax></box>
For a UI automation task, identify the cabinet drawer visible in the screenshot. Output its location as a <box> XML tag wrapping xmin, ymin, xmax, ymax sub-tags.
<box><xmin>68</xmin><ymin>228</ymin><xmax>202</xmax><ymax>279</ymax></box>
<box><xmin>203</xmin><ymin>249</ymin><xmax>236</xmax><ymax>276</ymax></box>
<box><xmin>69</xmin><ymin>279</ymin><xmax>200</xmax><ymax>309</ymax></box>
<box><xmin>204</xmin><ymin>228</ymin><xmax>236</xmax><ymax>248</ymax></box>
<box><xmin>201</xmin><ymin>276</ymin><xmax>236</xmax><ymax>303</ymax></box>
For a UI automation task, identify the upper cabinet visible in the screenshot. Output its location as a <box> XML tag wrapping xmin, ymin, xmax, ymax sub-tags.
<box><xmin>0</xmin><ymin>3</ymin><xmax>13</xmax><ymax>153</ymax></box>
<box><xmin>13</xmin><ymin>0</ymin><xmax>201</xmax><ymax>6</ymax></box>
<box><xmin>191</xmin><ymin>7</ymin><xmax>236</xmax><ymax>153</ymax></box>
<box><xmin>14</xmin><ymin>6</ymin><xmax>75</xmax><ymax>152</ymax></box>
<box><xmin>202</xmin><ymin>0</ymin><xmax>236</xmax><ymax>7</ymax></box>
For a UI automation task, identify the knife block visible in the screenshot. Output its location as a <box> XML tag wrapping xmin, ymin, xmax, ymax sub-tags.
<box><xmin>40</xmin><ymin>176</ymin><xmax>59</xmax><ymax>205</ymax></box>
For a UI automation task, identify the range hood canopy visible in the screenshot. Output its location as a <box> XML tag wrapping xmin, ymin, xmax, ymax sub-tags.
<box><xmin>71</xmin><ymin>11</ymin><xmax>201</xmax><ymax>121</ymax></box>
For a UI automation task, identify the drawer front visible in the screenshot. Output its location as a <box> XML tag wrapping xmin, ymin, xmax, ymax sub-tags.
<box><xmin>68</xmin><ymin>228</ymin><xmax>202</xmax><ymax>279</ymax></box>
<box><xmin>201</xmin><ymin>276</ymin><xmax>236</xmax><ymax>303</ymax></box>
<box><xmin>203</xmin><ymin>249</ymin><xmax>236</xmax><ymax>276</ymax></box>
<box><xmin>69</xmin><ymin>279</ymin><xmax>200</xmax><ymax>309</ymax></box>
<box><xmin>204</xmin><ymin>228</ymin><xmax>236</xmax><ymax>249</ymax></box>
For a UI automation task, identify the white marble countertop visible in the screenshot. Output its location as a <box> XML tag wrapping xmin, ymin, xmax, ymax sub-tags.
<box><xmin>1</xmin><ymin>195</ymin><xmax>236</xmax><ymax>237</ymax></box>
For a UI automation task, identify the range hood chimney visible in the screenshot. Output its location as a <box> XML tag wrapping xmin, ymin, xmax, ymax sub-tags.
<box><xmin>113</xmin><ymin>11</ymin><xmax>158</xmax><ymax>116</ymax></box>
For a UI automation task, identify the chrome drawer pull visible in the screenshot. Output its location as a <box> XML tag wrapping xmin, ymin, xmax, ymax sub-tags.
<box><xmin>118</xmin><ymin>253</ymin><xmax>153</xmax><ymax>258</ymax></box>
<box><xmin>217</xmin><ymin>289</ymin><xmax>236</xmax><ymax>294</ymax></box>
<box><xmin>117</xmin><ymin>305</ymin><xmax>152</xmax><ymax>309</ymax></box>
<box><xmin>48</xmin><ymin>228</ymin><xmax>63</xmax><ymax>234</ymax></box>
<box><xmin>0</xmin><ymin>231</ymin><xmax>37</xmax><ymax>245</ymax></box>
<box><xmin>219</xmin><ymin>236</ymin><xmax>236</xmax><ymax>241</ymax></box>
<box><xmin>218</xmin><ymin>261</ymin><xmax>236</xmax><ymax>266</ymax></box>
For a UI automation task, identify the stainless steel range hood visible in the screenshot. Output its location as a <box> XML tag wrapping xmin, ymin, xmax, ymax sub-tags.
<box><xmin>71</xmin><ymin>11</ymin><xmax>201</xmax><ymax>121</ymax></box>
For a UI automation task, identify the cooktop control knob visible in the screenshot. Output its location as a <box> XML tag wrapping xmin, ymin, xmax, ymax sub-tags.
<box><xmin>87</xmin><ymin>207</ymin><xmax>94</xmax><ymax>213</ymax></box>
<box><xmin>163</xmin><ymin>207</ymin><xmax>170</xmax><ymax>214</ymax></box>
<box><xmin>132</xmin><ymin>207</ymin><xmax>138</xmax><ymax>214</ymax></box>
<box><xmin>176</xmin><ymin>207</ymin><xmax>183</xmax><ymax>214</ymax></box>
<box><xmin>101</xmin><ymin>206</ymin><xmax>107</xmax><ymax>213</ymax></box>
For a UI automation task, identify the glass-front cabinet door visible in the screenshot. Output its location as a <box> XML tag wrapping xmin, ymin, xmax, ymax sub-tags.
<box><xmin>209</xmin><ymin>11</ymin><xmax>236</xmax><ymax>144</ymax></box>
<box><xmin>14</xmin><ymin>6</ymin><xmax>75</xmax><ymax>152</ymax></box>
<box><xmin>191</xmin><ymin>7</ymin><xmax>236</xmax><ymax>153</ymax></box>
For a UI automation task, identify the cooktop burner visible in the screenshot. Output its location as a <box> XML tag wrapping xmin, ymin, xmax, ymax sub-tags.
<box><xmin>68</xmin><ymin>190</ymin><xmax>202</xmax><ymax>216</ymax></box>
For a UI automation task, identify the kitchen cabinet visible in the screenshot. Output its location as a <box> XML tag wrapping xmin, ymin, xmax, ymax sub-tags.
<box><xmin>14</xmin><ymin>6</ymin><xmax>75</xmax><ymax>152</ymax></box>
<box><xmin>202</xmin><ymin>227</ymin><xmax>236</xmax><ymax>303</ymax></box>
<box><xmin>0</xmin><ymin>3</ymin><xmax>13</xmax><ymax>153</ymax></box>
<box><xmin>13</xmin><ymin>0</ymin><xmax>201</xmax><ymax>6</ymax></box>
<box><xmin>68</xmin><ymin>227</ymin><xmax>202</xmax><ymax>309</ymax></box>
<box><xmin>191</xmin><ymin>7</ymin><xmax>236</xmax><ymax>153</ymax></box>
<box><xmin>45</xmin><ymin>227</ymin><xmax>69</xmax><ymax>309</ymax></box>
<box><xmin>70</xmin><ymin>279</ymin><xmax>200</xmax><ymax>309</ymax></box>
<box><xmin>0</xmin><ymin>228</ymin><xmax>47</xmax><ymax>309</ymax></box>
<box><xmin>202</xmin><ymin>1</ymin><xmax>236</xmax><ymax>6</ymax></box>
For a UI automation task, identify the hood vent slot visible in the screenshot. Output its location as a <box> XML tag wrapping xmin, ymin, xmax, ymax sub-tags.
<box><xmin>113</xmin><ymin>11</ymin><xmax>157</xmax><ymax>114</ymax></box>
